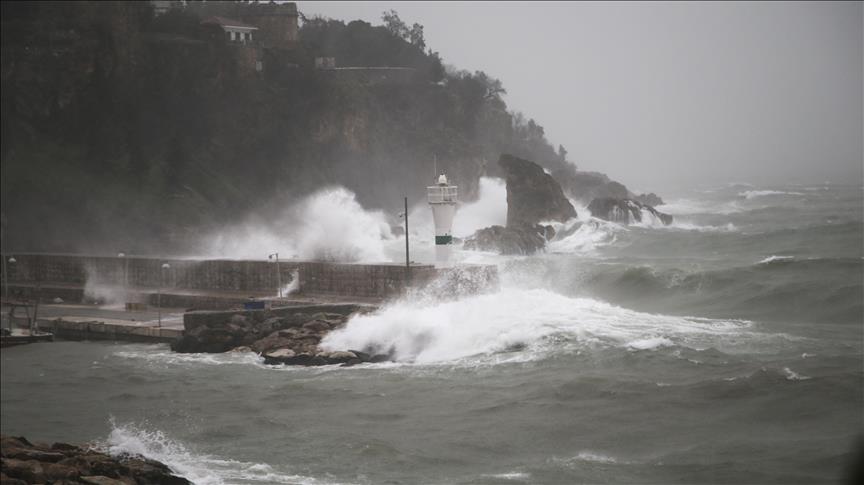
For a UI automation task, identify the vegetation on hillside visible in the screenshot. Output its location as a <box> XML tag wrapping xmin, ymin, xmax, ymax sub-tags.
<box><xmin>1</xmin><ymin>2</ymin><xmax>572</xmax><ymax>254</ymax></box>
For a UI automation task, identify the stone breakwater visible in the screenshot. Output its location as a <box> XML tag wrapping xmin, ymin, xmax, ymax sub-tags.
<box><xmin>0</xmin><ymin>435</ymin><xmax>189</xmax><ymax>484</ymax></box>
<box><xmin>172</xmin><ymin>304</ymin><xmax>390</xmax><ymax>366</ymax></box>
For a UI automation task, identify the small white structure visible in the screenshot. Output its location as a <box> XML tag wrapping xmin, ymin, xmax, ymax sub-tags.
<box><xmin>201</xmin><ymin>16</ymin><xmax>258</xmax><ymax>44</ymax></box>
<box><xmin>427</xmin><ymin>174</ymin><xmax>458</xmax><ymax>267</ymax></box>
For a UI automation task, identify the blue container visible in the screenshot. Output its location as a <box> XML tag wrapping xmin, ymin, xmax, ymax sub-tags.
<box><xmin>243</xmin><ymin>301</ymin><xmax>266</xmax><ymax>310</ymax></box>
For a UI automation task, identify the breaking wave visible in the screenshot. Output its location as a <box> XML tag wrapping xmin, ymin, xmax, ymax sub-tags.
<box><xmin>320</xmin><ymin>288</ymin><xmax>752</xmax><ymax>364</ymax></box>
<box><xmin>739</xmin><ymin>190</ymin><xmax>804</xmax><ymax>199</ymax></box>
<box><xmin>98</xmin><ymin>419</ymin><xmax>329</xmax><ymax>484</ymax></box>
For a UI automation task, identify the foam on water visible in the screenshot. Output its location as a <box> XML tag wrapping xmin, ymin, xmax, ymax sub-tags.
<box><xmin>320</xmin><ymin>287</ymin><xmax>752</xmax><ymax>364</ymax></box>
<box><xmin>99</xmin><ymin>419</ymin><xmax>333</xmax><ymax>484</ymax></box>
<box><xmin>547</xmin><ymin>219</ymin><xmax>624</xmax><ymax>254</ymax></box>
<box><xmin>757</xmin><ymin>255</ymin><xmax>795</xmax><ymax>265</ymax></box>
<box><xmin>656</xmin><ymin>198</ymin><xmax>744</xmax><ymax>215</ymax></box>
<box><xmin>739</xmin><ymin>190</ymin><xmax>804</xmax><ymax>199</ymax></box>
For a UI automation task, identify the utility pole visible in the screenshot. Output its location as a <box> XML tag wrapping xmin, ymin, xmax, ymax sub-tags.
<box><xmin>269</xmin><ymin>252</ymin><xmax>281</xmax><ymax>298</ymax></box>
<box><xmin>404</xmin><ymin>196</ymin><xmax>410</xmax><ymax>285</ymax></box>
<box><xmin>157</xmin><ymin>263</ymin><xmax>170</xmax><ymax>328</ymax></box>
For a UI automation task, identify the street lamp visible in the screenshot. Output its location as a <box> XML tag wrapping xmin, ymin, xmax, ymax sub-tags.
<box><xmin>3</xmin><ymin>256</ymin><xmax>15</xmax><ymax>301</ymax></box>
<box><xmin>268</xmin><ymin>253</ymin><xmax>281</xmax><ymax>298</ymax></box>
<box><xmin>117</xmin><ymin>252</ymin><xmax>128</xmax><ymax>303</ymax></box>
<box><xmin>157</xmin><ymin>263</ymin><xmax>170</xmax><ymax>328</ymax></box>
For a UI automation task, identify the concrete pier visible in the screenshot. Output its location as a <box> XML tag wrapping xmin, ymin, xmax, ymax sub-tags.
<box><xmin>1</xmin><ymin>253</ymin><xmax>499</xmax><ymax>345</ymax></box>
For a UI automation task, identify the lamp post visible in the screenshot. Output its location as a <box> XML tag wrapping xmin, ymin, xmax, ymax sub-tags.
<box><xmin>2</xmin><ymin>256</ymin><xmax>14</xmax><ymax>301</ymax></box>
<box><xmin>117</xmin><ymin>252</ymin><xmax>128</xmax><ymax>304</ymax></box>
<box><xmin>157</xmin><ymin>263</ymin><xmax>170</xmax><ymax>328</ymax></box>
<box><xmin>268</xmin><ymin>253</ymin><xmax>281</xmax><ymax>298</ymax></box>
<box><xmin>4</xmin><ymin>257</ymin><xmax>15</xmax><ymax>331</ymax></box>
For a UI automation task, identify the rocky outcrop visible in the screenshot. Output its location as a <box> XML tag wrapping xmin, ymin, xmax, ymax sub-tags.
<box><xmin>634</xmin><ymin>192</ymin><xmax>664</xmax><ymax>206</ymax></box>
<box><xmin>587</xmin><ymin>198</ymin><xmax>673</xmax><ymax>225</ymax></box>
<box><xmin>553</xmin><ymin>166</ymin><xmax>629</xmax><ymax>203</ymax></box>
<box><xmin>499</xmin><ymin>154</ymin><xmax>576</xmax><ymax>227</ymax></box>
<box><xmin>463</xmin><ymin>225</ymin><xmax>555</xmax><ymax>255</ymax></box>
<box><xmin>0</xmin><ymin>435</ymin><xmax>190</xmax><ymax>484</ymax></box>
<box><xmin>171</xmin><ymin>305</ymin><xmax>389</xmax><ymax>366</ymax></box>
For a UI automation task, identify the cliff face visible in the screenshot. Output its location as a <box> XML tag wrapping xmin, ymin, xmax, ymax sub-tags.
<box><xmin>0</xmin><ymin>3</ymin><xmax>586</xmax><ymax>254</ymax></box>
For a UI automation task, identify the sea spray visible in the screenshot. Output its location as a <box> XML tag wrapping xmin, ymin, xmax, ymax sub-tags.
<box><xmin>320</xmin><ymin>287</ymin><xmax>752</xmax><ymax>364</ymax></box>
<box><xmin>100</xmin><ymin>419</ymin><xmax>321</xmax><ymax>484</ymax></box>
<box><xmin>201</xmin><ymin>186</ymin><xmax>393</xmax><ymax>262</ymax></box>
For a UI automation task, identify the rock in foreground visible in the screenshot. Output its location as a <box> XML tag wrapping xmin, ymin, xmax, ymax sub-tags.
<box><xmin>171</xmin><ymin>305</ymin><xmax>390</xmax><ymax>366</ymax></box>
<box><xmin>587</xmin><ymin>197</ymin><xmax>673</xmax><ymax>225</ymax></box>
<box><xmin>0</xmin><ymin>435</ymin><xmax>189</xmax><ymax>484</ymax></box>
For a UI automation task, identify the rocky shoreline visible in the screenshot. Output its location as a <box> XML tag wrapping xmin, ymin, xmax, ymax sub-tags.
<box><xmin>171</xmin><ymin>304</ymin><xmax>391</xmax><ymax>366</ymax></box>
<box><xmin>0</xmin><ymin>435</ymin><xmax>189</xmax><ymax>484</ymax></box>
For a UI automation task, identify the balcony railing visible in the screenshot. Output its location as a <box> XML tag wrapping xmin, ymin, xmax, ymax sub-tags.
<box><xmin>427</xmin><ymin>186</ymin><xmax>458</xmax><ymax>203</ymax></box>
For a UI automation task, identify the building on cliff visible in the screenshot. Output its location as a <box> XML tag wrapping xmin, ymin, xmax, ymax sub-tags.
<box><xmin>201</xmin><ymin>16</ymin><xmax>258</xmax><ymax>44</ymax></box>
<box><xmin>187</xmin><ymin>1</ymin><xmax>298</xmax><ymax>51</ymax></box>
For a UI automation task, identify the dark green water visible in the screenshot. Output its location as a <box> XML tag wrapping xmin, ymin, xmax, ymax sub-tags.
<box><xmin>2</xmin><ymin>183</ymin><xmax>862</xmax><ymax>484</ymax></box>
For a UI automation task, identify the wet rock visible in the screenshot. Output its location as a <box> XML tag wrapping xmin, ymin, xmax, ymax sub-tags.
<box><xmin>587</xmin><ymin>197</ymin><xmax>673</xmax><ymax>225</ymax></box>
<box><xmin>318</xmin><ymin>350</ymin><xmax>357</xmax><ymax>364</ymax></box>
<box><xmin>262</xmin><ymin>348</ymin><xmax>296</xmax><ymax>365</ymax></box>
<box><xmin>464</xmin><ymin>224</ymin><xmax>555</xmax><ymax>255</ymax></box>
<box><xmin>634</xmin><ymin>192</ymin><xmax>664</xmax><ymax>207</ymax></box>
<box><xmin>499</xmin><ymin>154</ymin><xmax>576</xmax><ymax>227</ymax></box>
<box><xmin>0</xmin><ymin>435</ymin><xmax>189</xmax><ymax>484</ymax></box>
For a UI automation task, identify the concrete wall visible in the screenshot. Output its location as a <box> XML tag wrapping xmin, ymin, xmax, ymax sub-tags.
<box><xmin>3</xmin><ymin>254</ymin><xmax>499</xmax><ymax>301</ymax></box>
<box><xmin>3</xmin><ymin>254</ymin><xmax>297</xmax><ymax>293</ymax></box>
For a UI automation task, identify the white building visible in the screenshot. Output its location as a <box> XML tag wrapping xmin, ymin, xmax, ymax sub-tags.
<box><xmin>201</xmin><ymin>16</ymin><xmax>259</xmax><ymax>44</ymax></box>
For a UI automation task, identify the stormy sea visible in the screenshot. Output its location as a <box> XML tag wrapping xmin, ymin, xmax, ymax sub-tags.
<box><xmin>2</xmin><ymin>182</ymin><xmax>862</xmax><ymax>484</ymax></box>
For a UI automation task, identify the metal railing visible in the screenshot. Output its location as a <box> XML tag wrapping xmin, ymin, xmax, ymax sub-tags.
<box><xmin>427</xmin><ymin>186</ymin><xmax>458</xmax><ymax>203</ymax></box>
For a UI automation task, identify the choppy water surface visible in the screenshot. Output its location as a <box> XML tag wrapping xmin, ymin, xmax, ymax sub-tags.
<box><xmin>2</xmin><ymin>183</ymin><xmax>862</xmax><ymax>484</ymax></box>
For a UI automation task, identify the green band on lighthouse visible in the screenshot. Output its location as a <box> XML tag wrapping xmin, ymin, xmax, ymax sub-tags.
<box><xmin>435</xmin><ymin>235</ymin><xmax>452</xmax><ymax>245</ymax></box>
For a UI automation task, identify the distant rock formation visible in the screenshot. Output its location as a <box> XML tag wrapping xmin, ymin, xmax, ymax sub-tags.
<box><xmin>0</xmin><ymin>435</ymin><xmax>190</xmax><ymax>484</ymax></box>
<box><xmin>552</xmin><ymin>166</ymin><xmax>629</xmax><ymax>202</ymax></box>
<box><xmin>587</xmin><ymin>198</ymin><xmax>673</xmax><ymax>225</ymax></box>
<box><xmin>634</xmin><ymin>192</ymin><xmax>664</xmax><ymax>206</ymax></box>
<box><xmin>463</xmin><ymin>224</ymin><xmax>555</xmax><ymax>255</ymax></box>
<box><xmin>499</xmin><ymin>154</ymin><xmax>577</xmax><ymax>227</ymax></box>
<box><xmin>463</xmin><ymin>154</ymin><xmax>574</xmax><ymax>255</ymax></box>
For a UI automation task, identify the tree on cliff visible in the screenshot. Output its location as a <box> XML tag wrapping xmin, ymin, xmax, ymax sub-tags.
<box><xmin>0</xmin><ymin>3</ymin><xmax>574</xmax><ymax>254</ymax></box>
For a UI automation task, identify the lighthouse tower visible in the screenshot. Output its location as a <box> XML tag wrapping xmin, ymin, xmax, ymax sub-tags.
<box><xmin>427</xmin><ymin>174</ymin><xmax>458</xmax><ymax>267</ymax></box>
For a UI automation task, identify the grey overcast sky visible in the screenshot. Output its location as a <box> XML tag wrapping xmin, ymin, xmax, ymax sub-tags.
<box><xmin>297</xmin><ymin>1</ymin><xmax>863</xmax><ymax>191</ymax></box>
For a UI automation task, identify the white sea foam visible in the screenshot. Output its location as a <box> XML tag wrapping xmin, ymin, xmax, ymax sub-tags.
<box><xmin>757</xmin><ymin>255</ymin><xmax>795</xmax><ymax>265</ymax></box>
<box><xmin>627</xmin><ymin>336</ymin><xmax>674</xmax><ymax>351</ymax></box>
<box><xmin>738</xmin><ymin>190</ymin><xmax>804</xmax><ymax>199</ymax></box>
<box><xmin>320</xmin><ymin>288</ymin><xmax>751</xmax><ymax>364</ymax></box>
<box><xmin>782</xmin><ymin>367</ymin><xmax>811</xmax><ymax>381</ymax></box>
<box><xmin>547</xmin><ymin>219</ymin><xmax>624</xmax><ymax>254</ymax></box>
<box><xmin>656</xmin><ymin>198</ymin><xmax>743</xmax><ymax>215</ymax></box>
<box><xmin>99</xmin><ymin>420</ymin><xmax>335</xmax><ymax>484</ymax></box>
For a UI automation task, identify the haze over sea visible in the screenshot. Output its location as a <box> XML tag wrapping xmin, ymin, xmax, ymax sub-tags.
<box><xmin>2</xmin><ymin>181</ymin><xmax>862</xmax><ymax>484</ymax></box>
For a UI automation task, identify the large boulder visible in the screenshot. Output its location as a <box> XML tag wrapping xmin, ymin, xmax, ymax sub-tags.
<box><xmin>587</xmin><ymin>198</ymin><xmax>673</xmax><ymax>225</ymax></box>
<box><xmin>463</xmin><ymin>225</ymin><xmax>555</xmax><ymax>255</ymax></box>
<box><xmin>499</xmin><ymin>154</ymin><xmax>576</xmax><ymax>227</ymax></box>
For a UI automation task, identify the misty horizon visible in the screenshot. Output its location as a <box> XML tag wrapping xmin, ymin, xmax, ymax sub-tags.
<box><xmin>300</xmin><ymin>1</ymin><xmax>863</xmax><ymax>191</ymax></box>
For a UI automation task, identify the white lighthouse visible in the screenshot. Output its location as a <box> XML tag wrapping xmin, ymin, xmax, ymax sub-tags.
<box><xmin>427</xmin><ymin>174</ymin><xmax>458</xmax><ymax>267</ymax></box>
